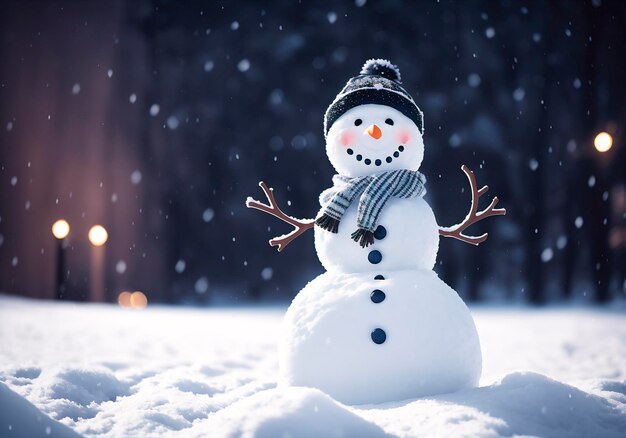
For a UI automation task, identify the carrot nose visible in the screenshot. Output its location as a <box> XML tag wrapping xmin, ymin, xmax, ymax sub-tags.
<box><xmin>366</xmin><ymin>124</ymin><xmax>382</xmax><ymax>140</ymax></box>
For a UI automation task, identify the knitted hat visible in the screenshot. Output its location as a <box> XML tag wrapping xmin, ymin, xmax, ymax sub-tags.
<box><xmin>324</xmin><ymin>59</ymin><xmax>424</xmax><ymax>137</ymax></box>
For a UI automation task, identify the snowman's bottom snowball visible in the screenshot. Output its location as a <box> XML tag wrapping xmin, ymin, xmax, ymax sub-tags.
<box><xmin>279</xmin><ymin>269</ymin><xmax>481</xmax><ymax>405</ymax></box>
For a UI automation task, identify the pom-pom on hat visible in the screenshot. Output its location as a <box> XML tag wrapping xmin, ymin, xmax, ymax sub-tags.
<box><xmin>324</xmin><ymin>59</ymin><xmax>424</xmax><ymax>136</ymax></box>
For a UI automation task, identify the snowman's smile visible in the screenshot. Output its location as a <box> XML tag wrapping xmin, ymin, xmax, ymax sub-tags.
<box><xmin>345</xmin><ymin>145</ymin><xmax>405</xmax><ymax>167</ymax></box>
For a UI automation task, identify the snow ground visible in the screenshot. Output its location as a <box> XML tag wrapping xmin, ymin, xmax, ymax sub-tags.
<box><xmin>1</xmin><ymin>294</ymin><xmax>625</xmax><ymax>437</ymax></box>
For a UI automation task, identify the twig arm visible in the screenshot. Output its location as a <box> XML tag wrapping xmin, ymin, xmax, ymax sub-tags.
<box><xmin>246</xmin><ymin>182</ymin><xmax>314</xmax><ymax>252</ymax></box>
<box><xmin>438</xmin><ymin>165</ymin><xmax>506</xmax><ymax>245</ymax></box>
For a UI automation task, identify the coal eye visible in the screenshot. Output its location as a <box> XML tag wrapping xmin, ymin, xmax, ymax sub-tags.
<box><xmin>354</xmin><ymin>119</ymin><xmax>363</xmax><ymax>126</ymax></box>
<box><xmin>385</xmin><ymin>118</ymin><xmax>394</xmax><ymax>126</ymax></box>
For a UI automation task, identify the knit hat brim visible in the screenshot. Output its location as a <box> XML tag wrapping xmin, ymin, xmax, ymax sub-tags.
<box><xmin>324</xmin><ymin>87</ymin><xmax>424</xmax><ymax>136</ymax></box>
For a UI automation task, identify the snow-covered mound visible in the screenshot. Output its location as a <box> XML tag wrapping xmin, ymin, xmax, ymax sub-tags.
<box><xmin>0</xmin><ymin>382</ymin><xmax>81</xmax><ymax>437</ymax></box>
<box><xmin>192</xmin><ymin>387</ymin><xmax>388</xmax><ymax>438</ymax></box>
<box><xmin>360</xmin><ymin>372</ymin><xmax>626</xmax><ymax>438</ymax></box>
<box><xmin>1</xmin><ymin>295</ymin><xmax>626</xmax><ymax>437</ymax></box>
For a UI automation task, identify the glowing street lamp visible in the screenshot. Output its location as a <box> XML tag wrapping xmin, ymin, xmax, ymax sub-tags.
<box><xmin>88</xmin><ymin>225</ymin><xmax>108</xmax><ymax>302</ymax></box>
<box><xmin>51</xmin><ymin>219</ymin><xmax>70</xmax><ymax>300</ymax></box>
<box><xmin>52</xmin><ymin>220</ymin><xmax>70</xmax><ymax>240</ymax></box>
<box><xmin>88</xmin><ymin>225</ymin><xmax>108</xmax><ymax>246</ymax></box>
<box><xmin>594</xmin><ymin>132</ymin><xmax>613</xmax><ymax>153</ymax></box>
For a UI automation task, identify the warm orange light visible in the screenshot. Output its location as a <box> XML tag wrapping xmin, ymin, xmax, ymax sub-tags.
<box><xmin>130</xmin><ymin>291</ymin><xmax>148</xmax><ymax>309</ymax></box>
<box><xmin>88</xmin><ymin>225</ymin><xmax>108</xmax><ymax>246</ymax></box>
<box><xmin>118</xmin><ymin>291</ymin><xmax>132</xmax><ymax>308</ymax></box>
<box><xmin>52</xmin><ymin>220</ymin><xmax>70</xmax><ymax>240</ymax></box>
<box><xmin>594</xmin><ymin>132</ymin><xmax>613</xmax><ymax>152</ymax></box>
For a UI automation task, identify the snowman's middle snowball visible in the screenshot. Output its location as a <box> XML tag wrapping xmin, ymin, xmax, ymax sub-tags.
<box><xmin>315</xmin><ymin>196</ymin><xmax>439</xmax><ymax>273</ymax></box>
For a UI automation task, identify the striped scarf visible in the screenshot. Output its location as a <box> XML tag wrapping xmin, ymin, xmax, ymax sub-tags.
<box><xmin>317</xmin><ymin>169</ymin><xmax>426</xmax><ymax>245</ymax></box>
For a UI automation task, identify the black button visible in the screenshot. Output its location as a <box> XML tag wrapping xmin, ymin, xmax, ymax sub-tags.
<box><xmin>364</xmin><ymin>158</ymin><xmax>371</xmax><ymax>165</ymax></box>
<box><xmin>370</xmin><ymin>289</ymin><xmax>386</xmax><ymax>303</ymax></box>
<box><xmin>356</xmin><ymin>154</ymin><xmax>363</xmax><ymax>161</ymax></box>
<box><xmin>374</xmin><ymin>275</ymin><xmax>385</xmax><ymax>280</ymax></box>
<box><xmin>398</xmin><ymin>145</ymin><xmax>405</xmax><ymax>152</ymax></box>
<box><xmin>374</xmin><ymin>225</ymin><xmax>387</xmax><ymax>240</ymax></box>
<box><xmin>371</xmin><ymin>328</ymin><xmax>386</xmax><ymax>344</ymax></box>
<box><xmin>375</xmin><ymin>159</ymin><xmax>382</xmax><ymax>166</ymax></box>
<box><xmin>368</xmin><ymin>250</ymin><xmax>382</xmax><ymax>264</ymax></box>
<box><xmin>393</xmin><ymin>151</ymin><xmax>400</xmax><ymax>158</ymax></box>
<box><xmin>386</xmin><ymin>156</ymin><xmax>392</xmax><ymax>163</ymax></box>
<box><xmin>347</xmin><ymin>148</ymin><xmax>354</xmax><ymax>155</ymax></box>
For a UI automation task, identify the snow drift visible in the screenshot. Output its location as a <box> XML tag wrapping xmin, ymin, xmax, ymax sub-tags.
<box><xmin>1</xmin><ymin>295</ymin><xmax>625</xmax><ymax>437</ymax></box>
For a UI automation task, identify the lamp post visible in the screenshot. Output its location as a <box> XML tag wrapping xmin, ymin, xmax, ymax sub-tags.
<box><xmin>591</xmin><ymin>130</ymin><xmax>614</xmax><ymax>302</ymax></box>
<box><xmin>88</xmin><ymin>225</ymin><xmax>108</xmax><ymax>302</ymax></box>
<box><xmin>51</xmin><ymin>219</ymin><xmax>70</xmax><ymax>300</ymax></box>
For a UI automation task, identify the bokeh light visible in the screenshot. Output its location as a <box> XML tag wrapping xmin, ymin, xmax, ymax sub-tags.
<box><xmin>594</xmin><ymin>132</ymin><xmax>613</xmax><ymax>152</ymax></box>
<box><xmin>88</xmin><ymin>225</ymin><xmax>108</xmax><ymax>246</ymax></box>
<box><xmin>118</xmin><ymin>291</ymin><xmax>132</xmax><ymax>308</ymax></box>
<box><xmin>51</xmin><ymin>219</ymin><xmax>70</xmax><ymax>240</ymax></box>
<box><xmin>130</xmin><ymin>291</ymin><xmax>148</xmax><ymax>309</ymax></box>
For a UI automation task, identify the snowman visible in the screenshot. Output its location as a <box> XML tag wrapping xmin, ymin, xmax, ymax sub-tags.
<box><xmin>246</xmin><ymin>59</ymin><xmax>506</xmax><ymax>405</ymax></box>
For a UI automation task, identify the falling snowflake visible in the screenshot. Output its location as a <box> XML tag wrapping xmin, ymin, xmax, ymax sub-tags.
<box><xmin>261</xmin><ymin>267</ymin><xmax>273</xmax><ymax>281</ymax></box>
<box><xmin>202</xmin><ymin>208</ymin><xmax>215</xmax><ymax>223</ymax></box>
<box><xmin>588</xmin><ymin>175</ymin><xmax>596</xmax><ymax>187</ymax></box>
<box><xmin>449</xmin><ymin>133</ymin><xmax>462</xmax><ymax>148</ymax></box>
<box><xmin>195</xmin><ymin>277</ymin><xmax>209</xmax><ymax>294</ymax></box>
<box><xmin>167</xmin><ymin>116</ymin><xmax>179</xmax><ymax>130</ymax></box>
<box><xmin>575</xmin><ymin>216</ymin><xmax>584</xmax><ymax>229</ymax></box>
<box><xmin>149</xmin><ymin>104</ymin><xmax>160</xmax><ymax>116</ymax></box>
<box><xmin>513</xmin><ymin>88</ymin><xmax>525</xmax><ymax>101</ymax></box>
<box><xmin>468</xmin><ymin>73</ymin><xmax>481</xmax><ymax>87</ymax></box>
<box><xmin>237</xmin><ymin>59</ymin><xmax>250</xmax><ymax>72</ymax></box>
<box><xmin>541</xmin><ymin>248</ymin><xmax>554</xmax><ymax>263</ymax></box>
<box><xmin>116</xmin><ymin>261</ymin><xmax>127</xmax><ymax>274</ymax></box>
<box><xmin>130</xmin><ymin>170</ymin><xmax>142</xmax><ymax>185</ymax></box>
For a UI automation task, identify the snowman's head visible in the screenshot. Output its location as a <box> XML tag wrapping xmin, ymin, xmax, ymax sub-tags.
<box><xmin>324</xmin><ymin>59</ymin><xmax>424</xmax><ymax>177</ymax></box>
<box><xmin>326</xmin><ymin>104</ymin><xmax>424</xmax><ymax>177</ymax></box>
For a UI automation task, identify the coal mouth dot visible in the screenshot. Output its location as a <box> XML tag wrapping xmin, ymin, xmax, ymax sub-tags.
<box><xmin>346</xmin><ymin>145</ymin><xmax>405</xmax><ymax>166</ymax></box>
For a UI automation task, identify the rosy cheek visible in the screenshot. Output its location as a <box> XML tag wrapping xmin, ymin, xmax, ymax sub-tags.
<box><xmin>339</xmin><ymin>130</ymin><xmax>355</xmax><ymax>147</ymax></box>
<box><xmin>397</xmin><ymin>130</ymin><xmax>411</xmax><ymax>144</ymax></box>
